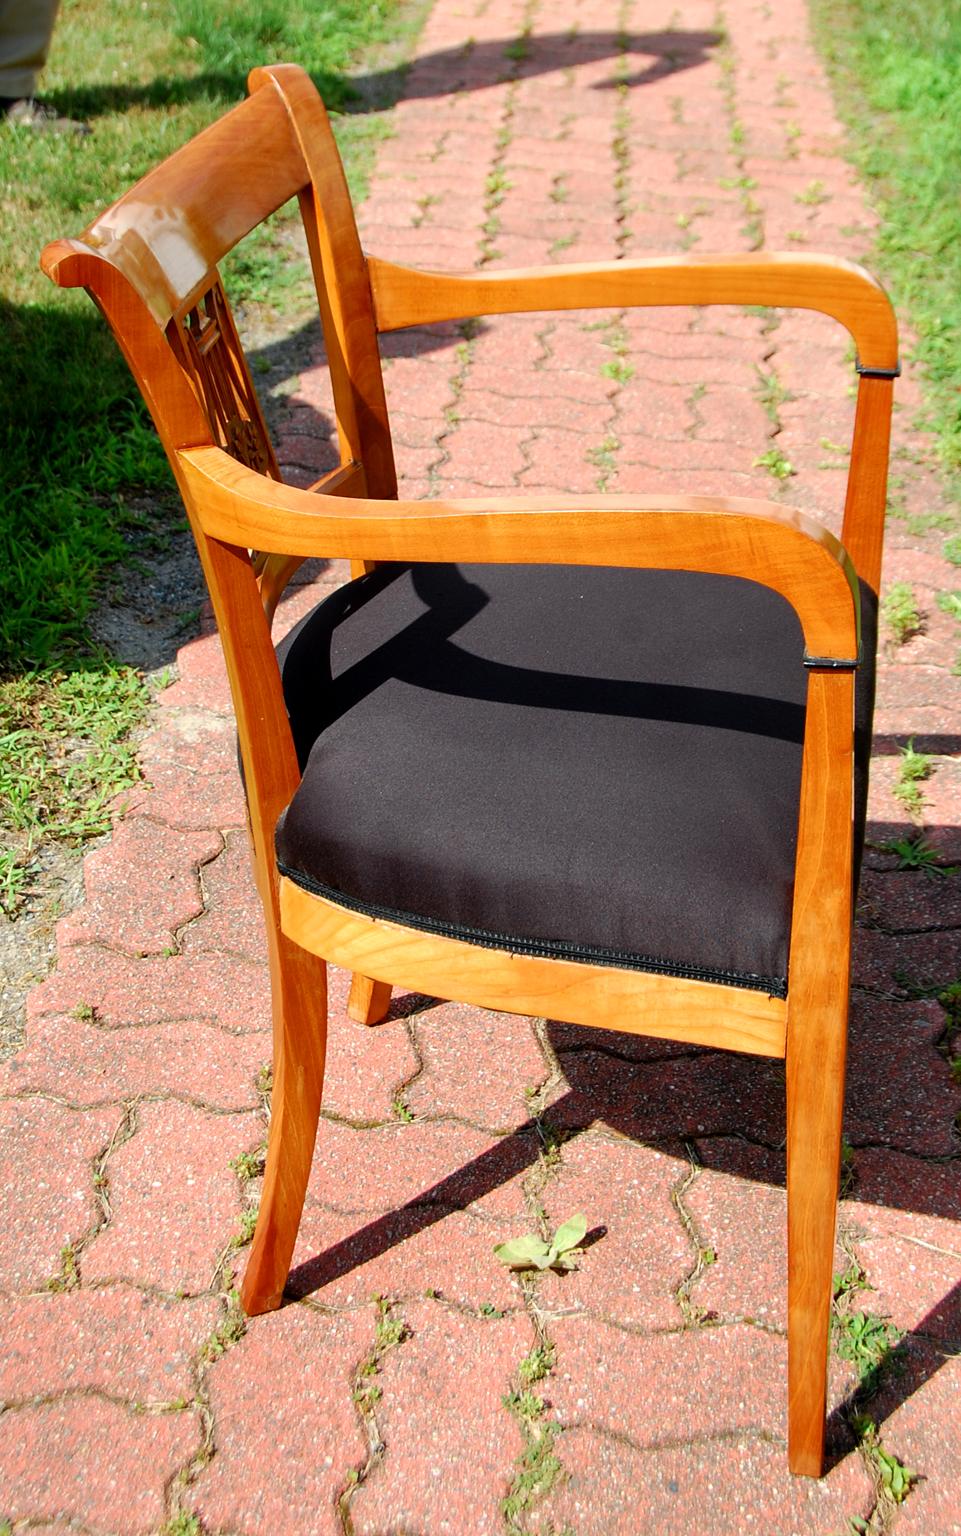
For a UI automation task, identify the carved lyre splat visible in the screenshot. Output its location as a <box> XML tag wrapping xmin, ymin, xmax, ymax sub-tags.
<box><xmin>167</xmin><ymin>278</ymin><xmax>280</xmax><ymax>480</ymax></box>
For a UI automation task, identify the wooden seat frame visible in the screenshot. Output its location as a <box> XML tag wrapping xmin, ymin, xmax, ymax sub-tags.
<box><xmin>41</xmin><ymin>63</ymin><xmax>897</xmax><ymax>1478</ymax></box>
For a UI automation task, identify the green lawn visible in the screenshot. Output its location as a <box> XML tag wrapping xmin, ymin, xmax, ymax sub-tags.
<box><xmin>0</xmin><ymin>0</ymin><xmax>420</xmax><ymax>911</ymax></box>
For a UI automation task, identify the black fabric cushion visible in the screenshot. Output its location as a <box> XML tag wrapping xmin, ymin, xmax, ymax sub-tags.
<box><xmin>275</xmin><ymin>563</ymin><xmax>877</xmax><ymax>998</ymax></box>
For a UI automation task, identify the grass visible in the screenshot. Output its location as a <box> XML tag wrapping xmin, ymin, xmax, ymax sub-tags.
<box><xmin>814</xmin><ymin>0</ymin><xmax>961</xmax><ymax>543</ymax></box>
<box><xmin>0</xmin><ymin>0</ymin><xmax>422</xmax><ymax>913</ymax></box>
<box><xmin>892</xmin><ymin>738</ymin><xmax>933</xmax><ymax>818</ymax></box>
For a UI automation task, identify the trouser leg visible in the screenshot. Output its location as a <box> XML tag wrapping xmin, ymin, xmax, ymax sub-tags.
<box><xmin>0</xmin><ymin>0</ymin><xmax>62</xmax><ymax>100</ymax></box>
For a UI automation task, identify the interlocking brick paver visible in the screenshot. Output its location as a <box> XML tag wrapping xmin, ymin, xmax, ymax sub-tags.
<box><xmin>28</xmin><ymin>947</ymin><xmax>272</xmax><ymax>1031</ymax></box>
<box><xmin>349</xmin><ymin>1302</ymin><xmax>529</xmax><ymax>1536</ymax></box>
<box><xmin>57</xmin><ymin>818</ymin><xmax>223</xmax><ymax>956</ymax></box>
<box><xmin>538</xmin><ymin>1427</ymin><xmax>876</xmax><ymax>1536</ymax></box>
<box><xmin>0</xmin><ymin>1010</ymin><xmax>266</xmax><ymax>1108</ymax></box>
<box><xmin>82</xmin><ymin>1100</ymin><xmax>261</xmax><ymax>1293</ymax></box>
<box><xmin>190</xmin><ymin>1306</ymin><xmax>370</xmax><ymax>1536</ymax></box>
<box><xmin>0</xmin><ymin>1100</ymin><xmax>119</xmax><ymax>1289</ymax></box>
<box><xmin>0</xmin><ymin>1286</ymin><xmax>218</xmax><ymax>1401</ymax></box>
<box><xmin>13</xmin><ymin>0</ymin><xmax>961</xmax><ymax>1525</ymax></box>
<box><xmin>0</xmin><ymin>1396</ymin><xmax>200</xmax><ymax>1533</ymax></box>
<box><xmin>538</xmin><ymin>1133</ymin><xmax>692</xmax><ymax>1328</ymax></box>
<box><xmin>405</xmin><ymin>1002</ymin><xmax>549</xmax><ymax>1128</ymax></box>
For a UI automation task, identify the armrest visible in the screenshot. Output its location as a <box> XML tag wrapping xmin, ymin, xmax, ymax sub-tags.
<box><xmin>177</xmin><ymin>444</ymin><xmax>860</xmax><ymax>662</ymax></box>
<box><xmin>367</xmin><ymin>252</ymin><xmax>898</xmax><ymax>373</ymax></box>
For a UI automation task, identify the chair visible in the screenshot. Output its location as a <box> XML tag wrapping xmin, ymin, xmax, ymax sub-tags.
<box><xmin>41</xmin><ymin>62</ymin><xmax>897</xmax><ymax>1477</ymax></box>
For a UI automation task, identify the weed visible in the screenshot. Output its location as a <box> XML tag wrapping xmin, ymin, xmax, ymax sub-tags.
<box><xmin>588</xmin><ymin>435</ymin><xmax>620</xmax><ymax>490</ymax></box>
<box><xmin>161</xmin><ymin>1515</ymin><xmax>203</xmax><ymax>1536</ymax></box>
<box><xmin>46</xmin><ymin>1242</ymin><xmax>80</xmax><ymax>1293</ymax></box>
<box><xmin>892</xmin><ymin>738</ymin><xmax>933</xmax><ymax>816</ymax></box>
<box><xmin>852</xmin><ymin>1419</ymin><xmax>917</xmax><ymax>1505</ymax></box>
<box><xmin>70</xmin><ymin>1002</ymin><xmax>97</xmax><ymax>1023</ymax></box>
<box><xmin>549</xmin><ymin>231</ymin><xmax>577</xmax><ymax>256</ymax></box>
<box><xmin>549</xmin><ymin>175</ymin><xmax>569</xmax><ymax>203</ymax></box>
<box><xmin>479</xmin><ymin>1301</ymin><xmax>505</xmax><ymax>1318</ymax></box>
<box><xmin>881</xmin><ymin>581</ymin><xmax>922</xmax><ymax>644</ymax></box>
<box><xmin>883</xmin><ymin>834</ymin><xmax>957</xmax><ymax>877</ymax></box>
<box><xmin>494</xmin><ymin>1213</ymin><xmax>586</xmax><ymax>1272</ymax></box>
<box><xmin>502</xmin><ymin>1380</ymin><xmax>566</xmax><ymax>1534</ymax></box>
<box><xmin>946</xmin><ymin>535</ymin><xmax>961</xmax><ymax>565</ymax></box>
<box><xmin>229</xmin><ymin>1149</ymin><xmax>265</xmax><ymax>1183</ymax></box>
<box><xmin>753</xmin><ymin>447</ymin><xmax>795</xmax><ymax>480</ymax></box>
<box><xmin>601</xmin><ymin>357</ymin><xmax>635</xmax><ymax>385</ymax></box>
<box><xmin>200</xmin><ymin>1294</ymin><xmax>247</xmax><ymax>1362</ymax></box>
<box><xmin>834</xmin><ymin>1306</ymin><xmax>903</xmax><ymax>1390</ymax></box>
<box><xmin>754</xmin><ymin>365</ymin><xmax>793</xmax><ymax>423</ymax></box>
<box><xmin>937</xmin><ymin>590</ymin><xmax>961</xmax><ymax>622</ymax></box>
<box><xmin>391</xmin><ymin>1095</ymin><xmax>414</xmax><ymax>1122</ymax></box>
<box><xmin>518</xmin><ymin>1342</ymin><xmax>556</xmax><ymax>1383</ymax></box>
<box><xmin>231</xmin><ymin>1206</ymin><xmax>259</xmax><ymax>1249</ymax></box>
<box><xmin>796</xmin><ymin>178</ymin><xmax>830</xmax><ymax>206</ymax></box>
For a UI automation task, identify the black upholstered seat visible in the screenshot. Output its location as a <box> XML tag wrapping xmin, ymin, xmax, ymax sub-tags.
<box><xmin>275</xmin><ymin>563</ymin><xmax>875</xmax><ymax>999</ymax></box>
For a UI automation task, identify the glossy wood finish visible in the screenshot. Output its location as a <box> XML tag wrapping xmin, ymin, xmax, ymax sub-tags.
<box><xmin>40</xmin><ymin>63</ymin><xmax>897</xmax><ymax>1476</ymax></box>
<box><xmin>346</xmin><ymin>973</ymin><xmax>393</xmax><ymax>1027</ymax></box>
<box><xmin>369</xmin><ymin>253</ymin><xmax>899</xmax><ymax>370</ymax></box>
<box><xmin>283</xmin><ymin>880</ymin><xmax>788</xmax><ymax>1057</ymax></box>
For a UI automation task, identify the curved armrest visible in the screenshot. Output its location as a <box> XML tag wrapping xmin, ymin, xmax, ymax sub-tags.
<box><xmin>368</xmin><ymin>252</ymin><xmax>898</xmax><ymax>373</ymax></box>
<box><xmin>177</xmin><ymin>445</ymin><xmax>860</xmax><ymax>661</ymax></box>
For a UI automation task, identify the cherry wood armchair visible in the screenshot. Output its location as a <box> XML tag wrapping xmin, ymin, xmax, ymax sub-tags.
<box><xmin>41</xmin><ymin>63</ymin><xmax>897</xmax><ymax>1477</ymax></box>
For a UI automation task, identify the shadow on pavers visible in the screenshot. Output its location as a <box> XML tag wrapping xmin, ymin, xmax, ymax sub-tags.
<box><xmin>46</xmin><ymin>29</ymin><xmax>723</xmax><ymax>124</ymax></box>
<box><xmin>285</xmin><ymin>803</ymin><xmax>959</xmax><ymax>1453</ymax></box>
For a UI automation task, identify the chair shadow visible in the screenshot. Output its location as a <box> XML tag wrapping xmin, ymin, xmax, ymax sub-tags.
<box><xmin>48</xmin><ymin>29</ymin><xmax>723</xmax><ymax>123</ymax></box>
<box><xmin>286</xmin><ymin>817</ymin><xmax>961</xmax><ymax>1446</ymax></box>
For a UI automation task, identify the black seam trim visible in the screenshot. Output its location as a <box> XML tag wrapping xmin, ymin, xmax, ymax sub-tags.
<box><xmin>276</xmin><ymin>861</ymin><xmax>788</xmax><ymax>999</ymax></box>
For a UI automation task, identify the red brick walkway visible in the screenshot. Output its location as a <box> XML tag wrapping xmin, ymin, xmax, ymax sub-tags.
<box><xmin>5</xmin><ymin>0</ymin><xmax>961</xmax><ymax>1531</ymax></box>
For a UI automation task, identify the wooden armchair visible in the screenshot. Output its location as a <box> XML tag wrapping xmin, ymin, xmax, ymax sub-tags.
<box><xmin>41</xmin><ymin>62</ymin><xmax>897</xmax><ymax>1477</ymax></box>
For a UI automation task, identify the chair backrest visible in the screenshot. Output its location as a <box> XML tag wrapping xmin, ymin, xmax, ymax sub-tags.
<box><xmin>41</xmin><ymin>63</ymin><xmax>400</xmax><ymax>912</ymax></box>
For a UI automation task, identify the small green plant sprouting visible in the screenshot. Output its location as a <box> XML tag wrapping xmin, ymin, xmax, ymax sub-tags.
<box><xmin>893</xmin><ymin>738</ymin><xmax>934</xmax><ymax>817</ymax></box>
<box><xmin>600</xmin><ymin>356</ymin><xmax>635</xmax><ymax>385</ymax></box>
<box><xmin>852</xmin><ymin>1418</ymin><xmax>917</xmax><ymax>1505</ymax></box>
<box><xmin>796</xmin><ymin>178</ymin><xmax>830</xmax><ymax>206</ymax></box>
<box><xmin>549</xmin><ymin>174</ymin><xmax>569</xmax><ymax>203</ymax></box>
<box><xmin>493</xmin><ymin>1213</ymin><xmax>587</xmax><ymax>1272</ymax></box>
<box><xmin>549</xmin><ymin>231</ymin><xmax>576</xmax><ymax>256</ymax></box>
<box><xmin>479</xmin><ymin>1301</ymin><xmax>504</xmax><ymax>1318</ymax></box>
<box><xmin>229</xmin><ymin>1148</ymin><xmax>265</xmax><ymax>1183</ymax></box>
<box><xmin>71</xmin><ymin>1001</ymin><xmax>97</xmax><ymax>1023</ymax></box>
<box><xmin>47</xmin><ymin>1243</ymin><xmax>80</xmax><ymax>1293</ymax></box>
<box><xmin>753</xmin><ymin>446</ymin><xmax>795</xmax><ymax>480</ymax></box>
<box><xmin>502</xmin><ymin>1383</ymin><xmax>564</xmax><ymax>1533</ymax></box>
<box><xmin>937</xmin><ymin>590</ymin><xmax>961</xmax><ymax>621</ymax></box>
<box><xmin>754</xmin><ymin>365</ymin><xmax>792</xmax><ymax>422</ymax></box>
<box><xmin>944</xmin><ymin>534</ymin><xmax>961</xmax><ymax>567</ymax></box>
<box><xmin>881</xmin><ymin>581</ymin><xmax>922</xmax><ymax>644</ymax></box>
<box><xmin>162</xmin><ymin>1514</ymin><xmax>203</xmax><ymax>1536</ymax></box>
<box><xmin>519</xmin><ymin>1342</ymin><xmax>556</xmax><ymax>1383</ymax></box>
<box><xmin>834</xmin><ymin>1307</ymin><xmax>903</xmax><ymax>1389</ymax></box>
<box><xmin>201</xmin><ymin>1293</ymin><xmax>247</xmax><ymax>1362</ymax></box>
<box><xmin>882</xmin><ymin>834</ymin><xmax>957</xmax><ymax>877</ymax></box>
<box><xmin>391</xmin><ymin>1095</ymin><xmax>414</xmax><ymax>1123</ymax></box>
<box><xmin>231</xmin><ymin>1206</ymin><xmax>259</xmax><ymax>1249</ymax></box>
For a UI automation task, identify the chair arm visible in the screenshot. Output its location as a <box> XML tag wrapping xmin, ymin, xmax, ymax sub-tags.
<box><xmin>367</xmin><ymin>253</ymin><xmax>898</xmax><ymax>374</ymax></box>
<box><xmin>177</xmin><ymin>445</ymin><xmax>860</xmax><ymax>662</ymax></box>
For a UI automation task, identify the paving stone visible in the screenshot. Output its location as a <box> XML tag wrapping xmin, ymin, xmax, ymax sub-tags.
<box><xmin>0</xmin><ymin>1286</ymin><xmax>218</xmax><ymax>1401</ymax></box>
<box><xmin>305</xmin><ymin>1117</ymin><xmax>534</xmax><ymax>1222</ymax></box>
<box><xmin>57</xmin><ymin>819</ymin><xmax>223</xmax><ymax>957</ymax></box>
<box><xmin>547</xmin><ymin>1315</ymin><xmax>836</xmax><ymax>1446</ymax></box>
<box><xmin>0</xmin><ymin>1396</ymin><xmax>199</xmax><ymax>1533</ymax></box>
<box><xmin>536</xmin><ymin>1133</ymin><xmax>691</xmax><ymax>1328</ymax></box>
<box><xmin>350</xmin><ymin>1301</ymin><xmax>529</xmax><ymax>1535</ymax></box>
<box><xmin>876</xmin><ymin>1349</ymin><xmax>961</xmax><ymax>1536</ymax></box>
<box><xmin>82</xmin><ymin>1100</ymin><xmax>262</xmax><ymax>1294</ymax></box>
<box><xmin>190</xmin><ymin>1305</ymin><xmax>370</xmax><ymax>1536</ymax></box>
<box><xmin>0</xmin><ymin>1011</ymin><xmax>265</xmax><ymax>1109</ymax></box>
<box><xmin>406</xmin><ymin>1002</ymin><xmax>549</xmax><ymax>1129</ymax></box>
<box><xmin>538</xmin><ymin>1426</ymin><xmax>875</xmax><ymax>1536</ymax></box>
<box><xmin>844</xmin><ymin>999</ymin><xmax>961</xmax><ymax>1156</ymax></box>
<box><xmin>288</xmin><ymin>1202</ymin><xmax>525</xmax><ymax>1312</ymax></box>
<box><xmin>28</xmin><ymin>948</ymin><xmax>272</xmax><ymax>1033</ymax></box>
<box><xmin>180</xmin><ymin>829</ymin><xmax>265</xmax><ymax>960</ymax></box>
<box><xmin>0</xmin><ymin>1100</ymin><xmax>119</xmax><ymax>1289</ymax></box>
<box><xmin>126</xmin><ymin>711</ymin><xmax>246</xmax><ymax>830</ymax></box>
<box><xmin>551</xmin><ymin>1043</ymin><xmax>787</xmax><ymax>1145</ymax></box>
<box><xmin>320</xmin><ymin>1009</ymin><xmax>421</xmax><ymax>1125</ymax></box>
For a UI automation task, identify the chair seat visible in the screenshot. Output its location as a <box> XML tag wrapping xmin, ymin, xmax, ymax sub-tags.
<box><xmin>275</xmin><ymin>562</ymin><xmax>875</xmax><ymax>999</ymax></box>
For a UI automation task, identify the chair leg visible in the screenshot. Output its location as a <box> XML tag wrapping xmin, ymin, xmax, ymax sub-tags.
<box><xmin>785</xmin><ymin>1004</ymin><xmax>847</xmax><ymax>1477</ymax></box>
<box><xmin>241</xmin><ymin>932</ymin><xmax>328</xmax><ymax>1315</ymax></box>
<box><xmin>347</xmin><ymin>972</ymin><xmax>392</xmax><ymax>1026</ymax></box>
